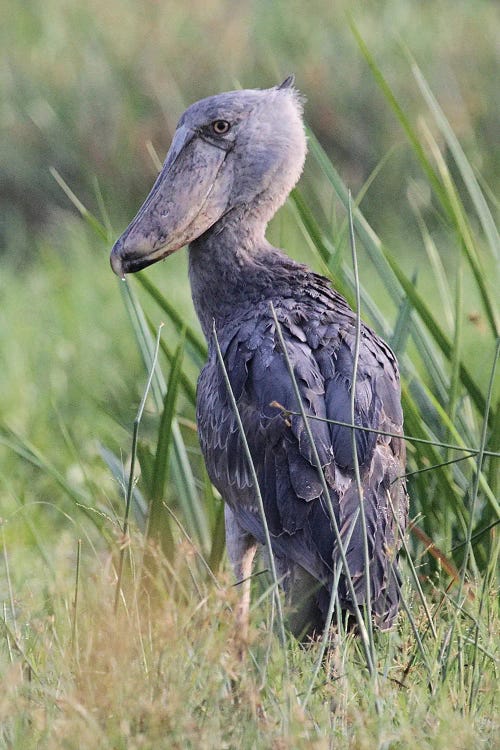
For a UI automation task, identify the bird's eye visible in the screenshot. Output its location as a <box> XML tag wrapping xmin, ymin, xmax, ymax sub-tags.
<box><xmin>211</xmin><ymin>120</ymin><xmax>231</xmax><ymax>135</ymax></box>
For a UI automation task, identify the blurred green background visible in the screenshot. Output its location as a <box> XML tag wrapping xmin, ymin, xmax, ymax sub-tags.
<box><xmin>1</xmin><ymin>0</ymin><xmax>498</xmax><ymax>553</ymax></box>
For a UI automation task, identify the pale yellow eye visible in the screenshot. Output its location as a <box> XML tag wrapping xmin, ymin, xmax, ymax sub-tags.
<box><xmin>212</xmin><ymin>120</ymin><xmax>231</xmax><ymax>135</ymax></box>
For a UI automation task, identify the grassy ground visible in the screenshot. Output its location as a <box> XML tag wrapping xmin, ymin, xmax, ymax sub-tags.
<box><xmin>1</xmin><ymin>1</ymin><xmax>499</xmax><ymax>747</ymax></box>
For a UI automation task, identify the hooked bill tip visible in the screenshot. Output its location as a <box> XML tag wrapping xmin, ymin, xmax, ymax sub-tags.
<box><xmin>110</xmin><ymin>243</ymin><xmax>126</xmax><ymax>280</ymax></box>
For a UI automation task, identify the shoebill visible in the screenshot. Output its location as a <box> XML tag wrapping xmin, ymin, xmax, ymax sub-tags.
<box><xmin>110</xmin><ymin>77</ymin><xmax>408</xmax><ymax>640</ymax></box>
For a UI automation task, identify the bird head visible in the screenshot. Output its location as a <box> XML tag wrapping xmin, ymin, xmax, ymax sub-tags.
<box><xmin>110</xmin><ymin>77</ymin><xmax>306</xmax><ymax>277</ymax></box>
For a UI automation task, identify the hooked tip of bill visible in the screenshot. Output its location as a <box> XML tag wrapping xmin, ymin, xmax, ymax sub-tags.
<box><xmin>110</xmin><ymin>241</ymin><xmax>126</xmax><ymax>280</ymax></box>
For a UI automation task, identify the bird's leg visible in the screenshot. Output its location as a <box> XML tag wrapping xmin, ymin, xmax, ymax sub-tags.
<box><xmin>224</xmin><ymin>505</ymin><xmax>258</xmax><ymax>658</ymax></box>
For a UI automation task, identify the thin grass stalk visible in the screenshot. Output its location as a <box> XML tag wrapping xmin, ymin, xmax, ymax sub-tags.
<box><xmin>2</xmin><ymin>603</ymin><xmax>12</xmax><ymax>664</ymax></box>
<box><xmin>347</xmin><ymin>191</ymin><xmax>376</xmax><ymax>662</ymax></box>
<box><xmin>468</xmin><ymin>573</ymin><xmax>492</xmax><ymax>713</ymax></box>
<box><xmin>290</xmin><ymin>188</ymin><xmax>390</xmax><ymax>338</ymax></box>
<box><xmin>211</xmin><ymin>322</ymin><xmax>290</xmax><ymax>688</ymax></box>
<box><xmin>401</xmin><ymin>381</ymin><xmax>499</xmax><ymax>517</ymax></box>
<box><xmin>1</xmin><ymin>527</ymin><xmax>17</xmax><ymax>639</ymax></box>
<box><xmin>92</xmin><ymin>175</ymin><xmax>113</xmax><ymax>237</ymax></box>
<box><xmin>274</xmin><ymin>411</ymin><xmax>500</xmax><ymax>460</ymax></box>
<box><xmin>270</xmin><ymin>303</ymin><xmax>376</xmax><ymax>680</ymax></box>
<box><xmin>451</xmin><ymin>519</ymin><xmax>500</xmax><ymax>552</ymax></box>
<box><xmin>390</xmin><ymin>278</ymin><xmax>414</xmax><ymax>357</ymax></box>
<box><xmin>71</xmin><ymin>538</ymin><xmax>82</xmax><ymax>653</ymax></box>
<box><xmin>328</xmin><ymin>145</ymin><xmax>400</xmax><ymax>271</ymax></box>
<box><xmin>114</xmin><ymin>324</ymin><xmax>163</xmax><ymax>613</ymax></box>
<box><xmin>401</xmin><ymin>452</ymin><xmax>476</xmax><ymax>481</ymax></box>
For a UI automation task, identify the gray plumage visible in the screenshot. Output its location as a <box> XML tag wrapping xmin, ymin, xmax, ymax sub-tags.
<box><xmin>111</xmin><ymin>78</ymin><xmax>408</xmax><ymax>634</ymax></box>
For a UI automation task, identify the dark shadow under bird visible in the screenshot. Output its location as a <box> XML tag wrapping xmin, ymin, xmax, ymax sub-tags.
<box><xmin>111</xmin><ymin>77</ymin><xmax>409</xmax><ymax>638</ymax></box>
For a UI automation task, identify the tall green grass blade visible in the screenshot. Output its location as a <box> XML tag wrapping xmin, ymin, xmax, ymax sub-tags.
<box><xmin>290</xmin><ymin>187</ymin><xmax>390</xmax><ymax>336</ymax></box>
<box><xmin>419</xmin><ymin>119</ymin><xmax>498</xmax><ymax>338</ymax></box>
<box><xmin>348</xmin><ymin>192</ymin><xmax>376</xmax><ymax>661</ymax></box>
<box><xmin>448</xmin><ymin>263</ymin><xmax>463</xmax><ymax>435</ymax></box>
<box><xmin>289</xmin><ymin>187</ymin><xmax>336</xmax><ymax>268</ymax></box>
<box><xmin>147</xmin><ymin>334</ymin><xmax>186</xmax><ymax>559</ymax></box>
<box><xmin>120</xmin><ymin>280</ymin><xmax>165</xmax><ymax>410</ymax></box>
<box><xmin>389</xmin><ymin>273</ymin><xmax>415</xmax><ymax>356</ymax></box>
<box><xmin>411</xmin><ymin>203</ymin><xmax>454</xmax><ymax>331</ymax></box>
<box><xmin>114</xmin><ymin>323</ymin><xmax>163</xmax><ymax>612</ymax></box>
<box><xmin>169</xmin><ymin>441</ymin><xmax>210</xmax><ymax>554</ymax></box>
<box><xmin>383</xmin><ymin>249</ymin><xmax>487</xmax><ymax>417</ymax></box>
<box><xmin>411</xmin><ymin>62</ymin><xmax>500</xmax><ymax>261</ymax></box>
<box><xmin>49</xmin><ymin>167</ymin><xmax>110</xmax><ymax>242</ymax></box>
<box><xmin>349</xmin><ymin>20</ymin><xmax>455</xmax><ymax>222</ymax></box>
<box><xmin>92</xmin><ymin>175</ymin><xmax>114</xmax><ymax>238</ymax></box>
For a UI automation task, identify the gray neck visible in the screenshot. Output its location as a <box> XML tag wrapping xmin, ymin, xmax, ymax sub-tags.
<box><xmin>188</xmin><ymin>210</ymin><xmax>293</xmax><ymax>340</ymax></box>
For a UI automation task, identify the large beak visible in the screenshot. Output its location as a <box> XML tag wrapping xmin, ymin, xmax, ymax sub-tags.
<box><xmin>110</xmin><ymin>124</ymin><xmax>233</xmax><ymax>277</ymax></box>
